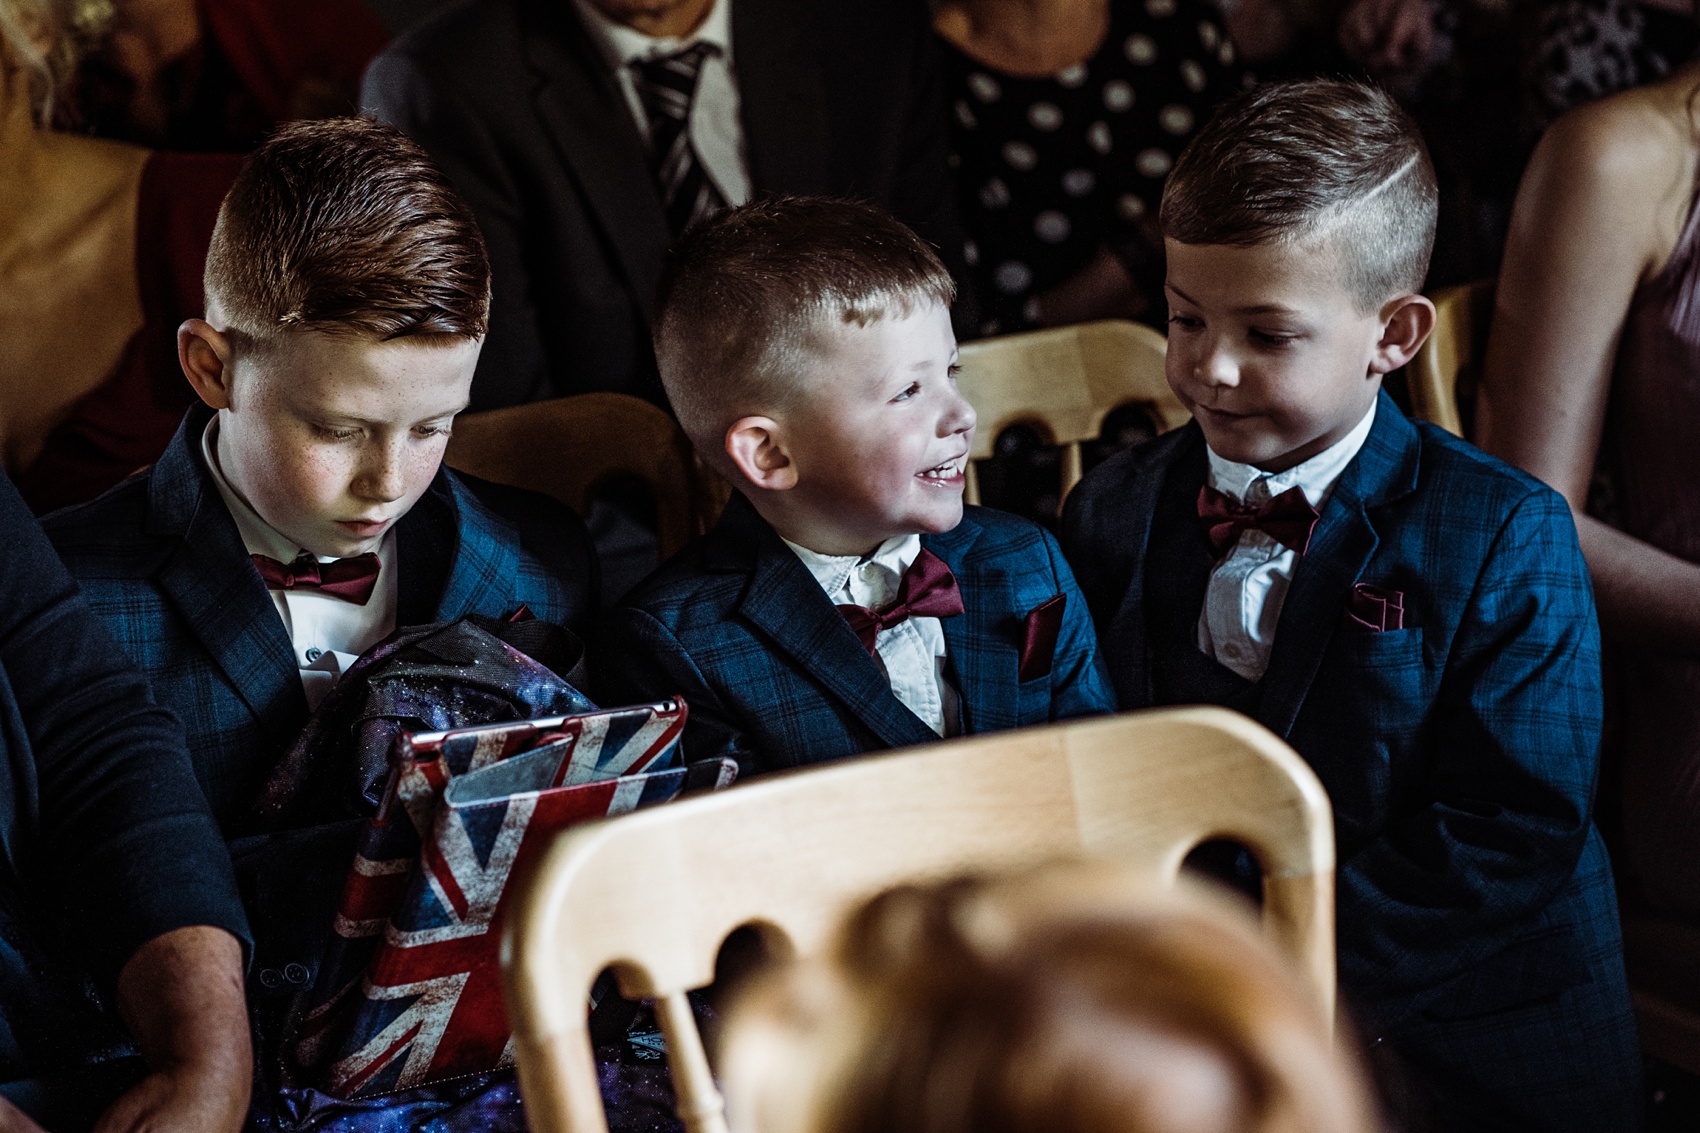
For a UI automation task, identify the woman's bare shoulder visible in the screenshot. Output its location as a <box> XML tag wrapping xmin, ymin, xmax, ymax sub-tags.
<box><xmin>1535</xmin><ymin>71</ymin><xmax>1696</xmax><ymax>194</ymax></box>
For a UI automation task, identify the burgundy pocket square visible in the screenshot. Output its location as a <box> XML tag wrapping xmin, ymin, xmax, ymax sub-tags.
<box><xmin>1344</xmin><ymin>584</ymin><xmax>1406</xmax><ymax>632</ymax></box>
<box><xmin>1020</xmin><ymin>594</ymin><xmax>1066</xmax><ymax>682</ymax></box>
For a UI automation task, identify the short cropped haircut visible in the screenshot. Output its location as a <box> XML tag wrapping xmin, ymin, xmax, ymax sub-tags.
<box><xmin>653</xmin><ymin>197</ymin><xmax>955</xmax><ymax>458</ymax></box>
<box><xmin>1161</xmin><ymin>79</ymin><xmax>1438</xmax><ymax>312</ymax></box>
<box><xmin>204</xmin><ymin>117</ymin><xmax>490</xmax><ymax>345</ymax></box>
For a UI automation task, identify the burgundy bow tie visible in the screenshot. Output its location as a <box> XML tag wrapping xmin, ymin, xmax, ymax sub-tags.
<box><xmin>1197</xmin><ymin>484</ymin><xmax>1321</xmax><ymax>557</ymax></box>
<box><xmin>251</xmin><ymin>552</ymin><xmax>381</xmax><ymax>606</ymax></box>
<box><xmin>837</xmin><ymin>548</ymin><xmax>965</xmax><ymax>655</ymax></box>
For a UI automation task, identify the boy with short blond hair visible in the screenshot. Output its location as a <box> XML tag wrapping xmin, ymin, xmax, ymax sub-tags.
<box><xmin>1062</xmin><ymin>80</ymin><xmax>1638</xmax><ymax>1130</ymax></box>
<box><xmin>599</xmin><ymin>197</ymin><xmax>1112</xmax><ymax>775</ymax></box>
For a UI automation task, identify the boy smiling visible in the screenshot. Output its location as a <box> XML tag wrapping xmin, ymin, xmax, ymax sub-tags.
<box><xmin>599</xmin><ymin>197</ymin><xmax>1112</xmax><ymax>774</ymax></box>
<box><xmin>1062</xmin><ymin>81</ymin><xmax>1639</xmax><ymax>1130</ymax></box>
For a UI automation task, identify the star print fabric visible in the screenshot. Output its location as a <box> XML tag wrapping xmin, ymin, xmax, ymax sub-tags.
<box><xmin>943</xmin><ymin>0</ymin><xmax>1250</xmax><ymax>336</ymax></box>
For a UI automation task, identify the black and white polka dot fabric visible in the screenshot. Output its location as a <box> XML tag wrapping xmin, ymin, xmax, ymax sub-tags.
<box><xmin>942</xmin><ymin>0</ymin><xmax>1249</xmax><ymax>336</ymax></box>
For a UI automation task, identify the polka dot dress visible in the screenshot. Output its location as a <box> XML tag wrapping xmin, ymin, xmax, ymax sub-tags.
<box><xmin>943</xmin><ymin>0</ymin><xmax>1249</xmax><ymax>336</ymax></box>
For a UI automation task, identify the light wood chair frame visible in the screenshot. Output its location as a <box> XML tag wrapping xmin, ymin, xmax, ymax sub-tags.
<box><xmin>955</xmin><ymin>319</ymin><xmax>1188</xmax><ymax>510</ymax></box>
<box><xmin>445</xmin><ymin>392</ymin><xmax>730</xmax><ymax>560</ymax></box>
<box><xmin>501</xmin><ymin>707</ymin><xmax>1335</xmax><ymax>1133</ymax></box>
<box><xmin>1408</xmin><ymin>280</ymin><xmax>1495</xmax><ymax>438</ymax></box>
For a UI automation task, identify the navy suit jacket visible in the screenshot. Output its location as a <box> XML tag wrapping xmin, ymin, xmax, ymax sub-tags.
<box><xmin>41</xmin><ymin>405</ymin><xmax>597</xmax><ymax>836</ymax></box>
<box><xmin>1061</xmin><ymin>394</ymin><xmax>1637</xmax><ymax>1117</ymax></box>
<box><xmin>598</xmin><ymin>495</ymin><xmax>1113</xmax><ymax>776</ymax></box>
<box><xmin>363</xmin><ymin>0</ymin><xmax>970</xmax><ymax>410</ymax></box>
<box><xmin>0</xmin><ymin>469</ymin><xmax>246</xmax><ymax>1089</ymax></box>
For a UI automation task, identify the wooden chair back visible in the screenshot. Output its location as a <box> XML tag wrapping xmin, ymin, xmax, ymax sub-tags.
<box><xmin>1408</xmin><ymin>280</ymin><xmax>1495</xmax><ymax>438</ymax></box>
<box><xmin>445</xmin><ymin>393</ymin><xmax>729</xmax><ymax>560</ymax></box>
<box><xmin>502</xmin><ymin>707</ymin><xmax>1336</xmax><ymax>1133</ymax></box>
<box><xmin>955</xmin><ymin>320</ymin><xmax>1188</xmax><ymax>509</ymax></box>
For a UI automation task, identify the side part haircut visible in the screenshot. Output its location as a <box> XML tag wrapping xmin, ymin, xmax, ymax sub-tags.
<box><xmin>653</xmin><ymin>196</ymin><xmax>956</xmax><ymax>457</ymax></box>
<box><xmin>204</xmin><ymin>117</ymin><xmax>490</xmax><ymax>345</ymax></box>
<box><xmin>1160</xmin><ymin>79</ymin><xmax>1438</xmax><ymax>311</ymax></box>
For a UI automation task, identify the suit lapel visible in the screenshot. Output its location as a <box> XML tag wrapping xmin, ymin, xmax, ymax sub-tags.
<box><xmin>717</xmin><ymin>498</ymin><xmax>937</xmax><ymax>750</ymax></box>
<box><xmin>1109</xmin><ymin>427</ymin><xmax>1207</xmax><ymax>709</ymax></box>
<box><xmin>520</xmin><ymin>0</ymin><xmax>672</xmax><ymax>318</ymax></box>
<box><xmin>1257</xmin><ymin>393</ymin><xmax>1422</xmax><ymax>737</ymax></box>
<box><xmin>401</xmin><ymin>471</ymin><xmax>524</xmax><ymax>623</ymax></box>
<box><xmin>926</xmin><ymin>516</ymin><xmax>1012</xmax><ymax>734</ymax></box>
<box><xmin>734</xmin><ymin>0</ymin><xmax>828</xmax><ymax>194</ymax></box>
<box><xmin>146</xmin><ymin>409</ymin><xmax>307</xmax><ymax>742</ymax></box>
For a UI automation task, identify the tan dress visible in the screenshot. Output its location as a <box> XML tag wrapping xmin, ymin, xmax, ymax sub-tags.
<box><xmin>1612</xmin><ymin>178</ymin><xmax>1700</xmax><ymax>915</ymax></box>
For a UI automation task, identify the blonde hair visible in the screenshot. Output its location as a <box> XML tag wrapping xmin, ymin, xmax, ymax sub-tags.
<box><xmin>652</xmin><ymin>196</ymin><xmax>955</xmax><ymax>468</ymax></box>
<box><xmin>720</xmin><ymin>862</ymin><xmax>1378</xmax><ymax>1133</ymax></box>
<box><xmin>0</xmin><ymin>0</ymin><xmax>112</xmax><ymax>125</ymax></box>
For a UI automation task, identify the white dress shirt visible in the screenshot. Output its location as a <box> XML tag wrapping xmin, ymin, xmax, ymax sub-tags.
<box><xmin>1198</xmin><ymin>402</ymin><xmax>1378</xmax><ymax>682</ymax></box>
<box><xmin>202</xmin><ymin>416</ymin><xmax>399</xmax><ymax>710</ymax></box>
<box><xmin>784</xmin><ymin>534</ymin><xmax>963</xmax><ymax>738</ymax></box>
<box><xmin>570</xmin><ymin>0</ymin><xmax>752</xmax><ymax>208</ymax></box>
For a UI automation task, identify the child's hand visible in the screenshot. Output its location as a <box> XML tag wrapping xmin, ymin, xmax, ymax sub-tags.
<box><xmin>1337</xmin><ymin>0</ymin><xmax>1438</xmax><ymax>85</ymax></box>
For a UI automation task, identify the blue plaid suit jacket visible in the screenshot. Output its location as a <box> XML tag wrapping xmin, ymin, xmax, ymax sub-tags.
<box><xmin>1062</xmin><ymin>392</ymin><xmax>1639</xmax><ymax>1129</ymax></box>
<box><xmin>597</xmin><ymin>495</ymin><xmax>1113</xmax><ymax>777</ymax></box>
<box><xmin>41</xmin><ymin>405</ymin><xmax>597</xmax><ymax>836</ymax></box>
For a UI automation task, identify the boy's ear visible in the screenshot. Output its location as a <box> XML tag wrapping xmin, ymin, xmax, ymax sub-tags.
<box><xmin>1369</xmin><ymin>294</ymin><xmax>1437</xmax><ymax>375</ymax></box>
<box><xmin>724</xmin><ymin>417</ymin><xmax>798</xmax><ymax>491</ymax></box>
<box><xmin>178</xmin><ymin>319</ymin><xmax>237</xmax><ymax>409</ymax></box>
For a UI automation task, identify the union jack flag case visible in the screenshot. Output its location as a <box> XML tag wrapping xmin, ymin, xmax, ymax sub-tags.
<box><xmin>290</xmin><ymin>700</ymin><xmax>736</xmax><ymax>1098</ymax></box>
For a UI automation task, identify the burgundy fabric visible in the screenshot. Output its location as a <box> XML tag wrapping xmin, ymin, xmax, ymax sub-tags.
<box><xmin>251</xmin><ymin>553</ymin><xmax>381</xmax><ymax>606</ymax></box>
<box><xmin>1343</xmin><ymin>583</ymin><xmax>1405</xmax><ymax>633</ymax></box>
<box><xmin>16</xmin><ymin>151</ymin><xmax>241</xmax><ymax>514</ymax></box>
<box><xmin>1018</xmin><ymin>594</ymin><xmax>1066</xmax><ymax>682</ymax></box>
<box><xmin>203</xmin><ymin>0</ymin><xmax>387</xmax><ymax>125</ymax></box>
<box><xmin>836</xmin><ymin>549</ymin><xmax>965</xmax><ymax>655</ymax></box>
<box><xmin>1196</xmin><ymin>484</ymin><xmax>1321</xmax><ymax>557</ymax></box>
<box><xmin>1608</xmin><ymin>177</ymin><xmax>1700</xmax><ymax>915</ymax></box>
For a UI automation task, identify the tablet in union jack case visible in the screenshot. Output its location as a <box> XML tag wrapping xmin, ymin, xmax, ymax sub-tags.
<box><xmin>292</xmin><ymin>699</ymin><xmax>737</xmax><ymax>1098</ymax></box>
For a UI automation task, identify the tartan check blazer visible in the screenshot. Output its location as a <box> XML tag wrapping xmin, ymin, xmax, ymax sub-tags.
<box><xmin>1062</xmin><ymin>392</ymin><xmax>1640</xmax><ymax>1130</ymax></box>
<box><xmin>597</xmin><ymin>494</ymin><xmax>1114</xmax><ymax>777</ymax></box>
<box><xmin>41</xmin><ymin>404</ymin><xmax>598</xmax><ymax>836</ymax></box>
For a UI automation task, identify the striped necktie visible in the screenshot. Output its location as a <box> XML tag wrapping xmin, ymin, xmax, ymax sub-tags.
<box><xmin>631</xmin><ymin>43</ymin><xmax>726</xmax><ymax>237</ymax></box>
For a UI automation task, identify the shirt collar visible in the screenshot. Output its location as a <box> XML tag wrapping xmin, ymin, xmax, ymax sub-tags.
<box><xmin>571</xmin><ymin>0</ymin><xmax>731</xmax><ymax>72</ymax></box>
<box><xmin>1205</xmin><ymin>400</ymin><xmax>1378</xmax><ymax>509</ymax></box>
<box><xmin>200</xmin><ymin>414</ymin><xmax>309</xmax><ymax>563</ymax></box>
<box><xmin>782</xmin><ymin>533</ymin><xmax>920</xmax><ymax>601</ymax></box>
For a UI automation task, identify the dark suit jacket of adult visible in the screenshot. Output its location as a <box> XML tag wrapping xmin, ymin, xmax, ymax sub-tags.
<box><xmin>362</xmin><ymin>0</ymin><xmax>969</xmax><ymax>410</ymax></box>
<box><xmin>41</xmin><ymin>404</ymin><xmax>598</xmax><ymax>837</ymax></box>
<box><xmin>1061</xmin><ymin>393</ymin><xmax>1639</xmax><ymax>1128</ymax></box>
<box><xmin>0</xmin><ymin>469</ymin><xmax>247</xmax><ymax>1089</ymax></box>
<box><xmin>598</xmin><ymin>495</ymin><xmax>1114</xmax><ymax>777</ymax></box>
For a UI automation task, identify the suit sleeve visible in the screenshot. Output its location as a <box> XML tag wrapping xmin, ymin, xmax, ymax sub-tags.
<box><xmin>362</xmin><ymin>51</ymin><xmax>553</xmax><ymax>411</ymax></box>
<box><xmin>595</xmin><ymin>606</ymin><xmax>761</xmax><ymax>778</ymax></box>
<box><xmin>0</xmin><ymin>473</ymin><xmax>249</xmax><ymax>985</ymax></box>
<box><xmin>1336</xmin><ymin>487</ymin><xmax>1602</xmax><ymax>1030</ymax></box>
<box><xmin>1038</xmin><ymin>530</ymin><xmax>1117</xmax><ymax>720</ymax></box>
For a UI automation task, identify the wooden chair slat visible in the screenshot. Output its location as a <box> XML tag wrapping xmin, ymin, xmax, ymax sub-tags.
<box><xmin>444</xmin><ymin>393</ymin><xmax>728</xmax><ymax>559</ymax></box>
<box><xmin>502</xmin><ymin>708</ymin><xmax>1336</xmax><ymax>1133</ymax></box>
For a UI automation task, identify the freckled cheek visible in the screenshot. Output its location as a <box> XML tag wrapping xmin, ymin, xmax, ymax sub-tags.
<box><xmin>400</xmin><ymin>445</ymin><xmax>447</xmax><ymax>503</ymax></box>
<box><xmin>288</xmin><ymin>446</ymin><xmax>362</xmax><ymax>512</ymax></box>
